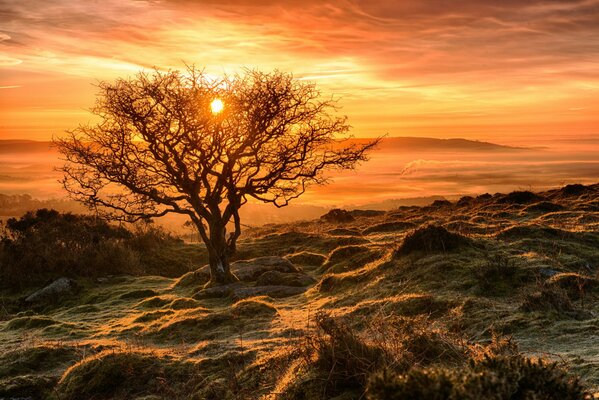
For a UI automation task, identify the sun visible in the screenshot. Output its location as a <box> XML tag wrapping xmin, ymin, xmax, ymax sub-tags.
<box><xmin>210</xmin><ymin>98</ymin><xmax>224</xmax><ymax>114</ymax></box>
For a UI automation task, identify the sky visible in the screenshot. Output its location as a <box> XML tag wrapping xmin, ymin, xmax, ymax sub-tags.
<box><xmin>1</xmin><ymin>0</ymin><xmax>599</xmax><ymax>143</ymax></box>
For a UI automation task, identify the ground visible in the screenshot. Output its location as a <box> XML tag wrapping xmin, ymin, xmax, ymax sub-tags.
<box><xmin>1</xmin><ymin>184</ymin><xmax>598</xmax><ymax>399</ymax></box>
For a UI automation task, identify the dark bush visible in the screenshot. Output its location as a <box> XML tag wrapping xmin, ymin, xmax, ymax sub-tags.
<box><xmin>523</xmin><ymin>201</ymin><xmax>564</xmax><ymax>213</ymax></box>
<box><xmin>557</xmin><ymin>184</ymin><xmax>590</xmax><ymax>198</ymax></box>
<box><xmin>395</xmin><ymin>225</ymin><xmax>471</xmax><ymax>256</ymax></box>
<box><xmin>498</xmin><ymin>191</ymin><xmax>543</xmax><ymax>205</ymax></box>
<box><xmin>320</xmin><ymin>208</ymin><xmax>355</xmax><ymax>223</ymax></box>
<box><xmin>367</xmin><ymin>354</ymin><xmax>587</xmax><ymax>400</ymax></box>
<box><xmin>430</xmin><ymin>199</ymin><xmax>452</xmax><ymax>208</ymax></box>
<box><xmin>57</xmin><ymin>351</ymin><xmax>199</xmax><ymax>400</ymax></box>
<box><xmin>456</xmin><ymin>196</ymin><xmax>474</xmax><ymax>206</ymax></box>
<box><xmin>292</xmin><ymin>313</ymin><xmax>471</xmax><ymax>399</ymax></box>
<box><xmin>520</xmin><ymin>285</ymin><xmax>574</xmax><ymax>313</ymax></box>
<box><xmin>0</xmin><ymin>209</ymin><xmax>135</xmax><ymax>289</ymax></box>
<box><xmin>472</xmin><ymin>255</ymin><xmax>531</xmax><ymax>296</ymax></box>
<box><xmin>0</xmin><ymin>209</ymin><xmax>190</xmax><ymax>290</ymax></box>
<box><xmin>304</xmin><ymin>313</ymin><xmax>389</xmax><ymax>395</ymax></box>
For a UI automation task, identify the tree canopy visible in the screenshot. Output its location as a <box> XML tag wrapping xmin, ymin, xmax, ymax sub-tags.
<box><xmin>56</xmin><ymin>67</ymin><xmax>377</xmax><ymax>284</ymax></box>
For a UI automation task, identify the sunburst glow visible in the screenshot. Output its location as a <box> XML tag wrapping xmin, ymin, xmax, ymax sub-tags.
<box><xmin>210</xmin><ymin>98</ymin><xmax>224</xmax><ymax>114</ymax></box>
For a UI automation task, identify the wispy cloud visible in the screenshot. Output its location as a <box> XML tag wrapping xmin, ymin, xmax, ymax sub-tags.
<box><xmin>0</xmin><ymin>0</ymin><xmax>598</xmax><ymax>139</ymax></box>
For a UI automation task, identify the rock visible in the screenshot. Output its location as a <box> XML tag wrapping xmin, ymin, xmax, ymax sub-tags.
<box><xmin>255</xmin><ymin>270</ymin><xmax>316</xmax><ymax>287</ymax></box>
<box><xmin>231</xmin><ymin>256</ymin><xmax>300</xmax><ymax>281</ymax></box>
<box><xmin>231</xmin><ymin>285</ymin><xmax>306</xmax><ymax>301</ymax></box>
<box><xmin>192</xmin><ymin>283</ymin><xmax>242</xmax><ymax>299</ymax></box>
<box><xmin>24</xmin><ymin>278</ymin><xmax>78</xmax><ymax>304</ymax></box>
<box><xmin>539</xmin><ymin>268</ymin><xmax>560</xmax><ymax>278</ymax></box>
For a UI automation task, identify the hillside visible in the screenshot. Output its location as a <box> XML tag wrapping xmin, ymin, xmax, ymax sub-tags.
<box><xmin>1</xmin><ymin>183</ymin><xmax>598</xmax><ymax>399</ymax></box>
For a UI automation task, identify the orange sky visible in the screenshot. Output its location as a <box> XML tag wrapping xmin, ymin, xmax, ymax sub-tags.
<box><xmin>1</xmin><ymin>0</ymin><xmax>598</xmax><ymax>142</ymax></box>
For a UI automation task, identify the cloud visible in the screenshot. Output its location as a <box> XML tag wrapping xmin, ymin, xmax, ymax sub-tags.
<box><xmin>0</xmin><ymin>0</ymin><xmax>598</xmax><ymax>140</ymax></box>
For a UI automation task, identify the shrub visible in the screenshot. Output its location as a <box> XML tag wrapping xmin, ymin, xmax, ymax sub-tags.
<box><xmin>0</xmin><ymin>209</ymin><xmax>193</xmax><ymax>290</ymax></box>
<box><xmin>367</xmin><ymin>354</ymin><xmax>587</xmax><ymax>400</ymax></box>
<box><xmin>288</xmin><ymin>312</ymin><xmax>587</xmax><ymax>400</ymax></box>
<box><xmin>471</xmin><ymin>254</ymin><xmax>530</xmax><ymax>296</ymax></box>
<box><xmin>292</xmin><ymin>313</ymin><xmax>471</xmax><ymax>398</ymax></box>
<box><xmin>395</xmin><ymin>225</ymin><xmax>471</xmax><ymax>256</ymax></box>
<box><xmin>57</xmin><ymin>351</ymin><xmax>200</xmax><ymax>400</ymax></box>
<box><xmin>520</xmin><ymin>285</ymin><xmax>575</xmax><ymax>314</ymax></box>
<box><xmin>498</xmin><ymin>191</ymin><xmax>543</xmax><ymax>205</ymax></box>
<box><xmin>0</xmin><ymin>209</ymin><xmax>136</xmax><ymax>289</ymax></box>
<box><xmin>320</xmin><ymin>208</ymin><xmax>355</xmax><ymax>223</ymax></box>
<box><xmin>301</xmin><ymin>313</ymin><xmax>391</xmax><ymax>395</ymax></box>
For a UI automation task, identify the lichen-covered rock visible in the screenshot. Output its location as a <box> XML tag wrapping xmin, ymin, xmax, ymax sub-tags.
<box><xmin>25</xmin><ymin>277</ymin><xmax>78</xmax><ymax>304</ymax></box>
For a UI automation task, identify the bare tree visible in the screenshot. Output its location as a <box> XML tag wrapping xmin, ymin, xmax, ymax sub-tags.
<box><xmin>55</xmin><ymin>67</ymin><xmax>378</xmax><ymax>286</ymax></box>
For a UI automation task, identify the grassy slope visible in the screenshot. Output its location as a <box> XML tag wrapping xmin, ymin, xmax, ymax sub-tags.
<box><xmin>1</xmin><ymin>184</ymin><xmax>598</xmax><ymax>399</ymax></box>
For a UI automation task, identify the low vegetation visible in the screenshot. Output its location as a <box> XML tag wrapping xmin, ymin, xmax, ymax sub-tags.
<box><xmin>0</xmin><ymin>183</ymin><xmax>598</xmax><ymax>398</ymax></box>
<box><xmin>0</xmin><ymin>209</ymin><xmax>202</xmax><ymax>290</ymax></box>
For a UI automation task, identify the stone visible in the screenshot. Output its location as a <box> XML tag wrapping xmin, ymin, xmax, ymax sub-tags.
<box><xmin>25</xmin><ymin>277</ymin><xmax>78</xmax><ymax>303</ymax></box>
<box><xmin>255</xmin><ymin>270</ymin><xmax>316</xmax><ymax>287</ymax></box>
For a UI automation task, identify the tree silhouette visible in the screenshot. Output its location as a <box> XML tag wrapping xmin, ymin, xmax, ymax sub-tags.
<box><xmin>55</xmin><ymin>67</ymin><xmax>377</xmax><ymax>285</ymax></box>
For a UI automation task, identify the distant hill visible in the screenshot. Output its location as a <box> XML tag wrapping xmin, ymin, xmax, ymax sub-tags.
<box><xmin>347</xmin><ymin>137</ymin><xmax>526</xmax><ymax>152</ymax></box>
<box><xmin>0</xmin><ymin>137</ymin><xmax>526</xmax><ymax>155</ymax></box>
<box><xmin>0</xmin><ymin>140</ymin><xmax>54</xmax><ymax>154</ymax></box>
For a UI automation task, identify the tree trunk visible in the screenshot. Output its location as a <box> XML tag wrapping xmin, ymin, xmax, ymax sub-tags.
<box><xmin>204</xmin><ymin>221</ymin><xmax>238</xmax><ymax>287</ymax></box>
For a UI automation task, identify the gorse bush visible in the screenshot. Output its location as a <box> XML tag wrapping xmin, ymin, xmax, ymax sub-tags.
<box><xmin>367</xmin><ymin>355</ymin><xmax>587</xmax><ymax>400</ymax></box>
<box><xmin>0</xmin><ymin>209</ymin><xmax>191</xmax><ymax>290</ymax></box>
<box><xmin>288</xmin><ymin>313</ymin><xmax>586</xmax><ymax>400</ymax></box>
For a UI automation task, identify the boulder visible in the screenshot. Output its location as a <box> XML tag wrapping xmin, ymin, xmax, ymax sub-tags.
<box><xmin>255</xmin><ymin>270</ymin><xmax>316</xmax><ymax>287</ymax></box>
<box><xmin>24</xmin><ymin>278</ymin><xmax>78</xmax><ymax>304</ymax></box>
<box><xmin>231</xmin><ymin>256</ymin><xmax>300</xmax><ymax>281</ymax></box>
<box><xmin>193</xmin><ymin>283</ymin><xmax>242</xmax><ymax>299</ymax></box>
<box><xmin>539</xmin><ymin>268</ymin><xmax>560</xmax><ymax>278</ymax></box>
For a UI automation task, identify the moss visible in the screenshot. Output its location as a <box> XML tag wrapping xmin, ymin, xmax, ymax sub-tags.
<box><xmin>137</xmin><ymin>295</ymin><xmax>173</xmax><ymax>309</ymax></box>
<box><xmin>390</xmin><ymin>294</ymin><xmax>453</xmax><ymax>317</ymax></box>
<box><xmin>119</xmin><ymin>289</ymin><xmax>159</xmax><ymax>299</ymax></box>
<box><xmin>524</xmin><ymin>201</ymin><xmax>565</xmax><ymax>213</ymax></box>
<box><xmin>323</xmin><ymin>245</ymin><xmax>383</xmax><ymax>273</ymax></box>
<box><xmin>232</xmin><ymin>298</ymin><xmax>278</xmax><ymax>317</ymax></box>
<box><xmin>57</xmin><ymin>351</ymin><xmax>199</xmax><ymax>400</ymax></box>
<box><xmin>362</xmin><ymin>221</ymin><xmax>415</xmax><ymax>235</ymax></box>
<box><xmin>327</xmin><ymin>227</ymin><xmax>362</xmax><ymax>236</ymax></box>
<box><xmin>0</xmin><ymin>374</ymin><xmax>58</xmax><ymax>398</ymax></box>
<box><xmin>133</xmin><ymin>309</ymin><xmax>174</xmax><ymax>323</ymax></box>
<box><xmin>4</xmin><ymin>315</ymin><xmax>59</xmax><ymax>330</ymax></box>
<box><xmin>172</xmin><ymin>268</ymin><xmax>211</xmax><ymax>288</ymax></box>
<box><xmin>285</xmin><ymin>251</ymin><xmax>326</xmax><ymax>267</ymax></box>
<box><xmin>168</xmin><ymin>297</ymin><xmax>201</xmax><ymax>310</ymax></box>
<box><xmin>0</xmin><ymin>345</ymin><xmax>81</xmax><ymax>377</ymax></box>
